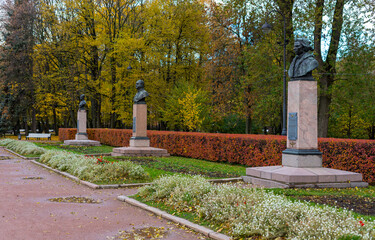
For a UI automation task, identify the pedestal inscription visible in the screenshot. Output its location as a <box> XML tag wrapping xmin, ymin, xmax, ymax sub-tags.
<box><xmin>288</xmin><ymin>112</ymin><xmax>298</xmax><ymax>141</ymax></box>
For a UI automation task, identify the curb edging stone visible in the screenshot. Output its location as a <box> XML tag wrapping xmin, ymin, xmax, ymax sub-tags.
<box><xmin>117</xmin><ymin>195</ymin><xmax>232</xmax><ymax>240</ymax></box>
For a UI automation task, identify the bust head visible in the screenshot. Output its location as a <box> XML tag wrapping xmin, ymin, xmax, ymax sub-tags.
<box><xmin>79</xmin><ymin>94</ymin><xmax>87</xmax><ymax>110</ymax></box>
<box><xmin>133</xmin><ymin>80</ymin><xmax>149</xmax><ymax>104</ymax></box>
<box><xmin>288</xmin><ymin>38</ymin><xmax>318</xmax><ymax>80</ymax></box>
<box><xmin>135</xmin><ymin>80</ymin><xmax>145</xmax><ymax>90</ymax></box>
<box><xmin>294</xmin><ymin>38</ymin><xmax>313</xmax><ymax>56</ymax></box>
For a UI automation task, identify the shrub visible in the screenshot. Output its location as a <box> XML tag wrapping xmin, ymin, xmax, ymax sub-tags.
<box><xmin>0</xmin><ymin>139</ymin><xmax>46</xmax><ymax>155</ymax></box>
<box><xmin>138</xmin><ymin>176</ymin><xmax>375</xmax><ymax>240</ymax></box>
<box><xmin>138</xmin><ymin>174</ymin><xmax>212</xmax><ymax>211</ymax></box>
<box><xmin>39</xmin><ymin>150</ymin><xmax>148</xmax><ymax>183</ymax></box>
<box><xmin>59</xmin><ymin>128</ymin><xmax>375</xmax><ymax>184</ymax></box>
<box><xmin>199</xmin><ymin>184</ymin><xmax>373</xmax><ymax>239</ymax></box>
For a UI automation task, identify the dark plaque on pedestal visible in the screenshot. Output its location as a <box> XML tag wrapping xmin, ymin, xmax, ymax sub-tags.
<box><xmin>288</xmin><ymin>112</ymin><xmax>298</xmax><ymax>141</ymax></box>
<box><xmin>133</xmin><ymin>117</ymin><xmax>136</xmax><ymax>133</ymax></box>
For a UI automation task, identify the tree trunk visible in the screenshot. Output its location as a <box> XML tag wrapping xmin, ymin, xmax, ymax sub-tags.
<box><xmin>315</xmin><ymin>0</ymin><xmax>345</xmax><ymax>137</ymax></box>
<box><xmin>53</xmin><ymin>107</ymin><xmax>58</xmax><ymax>136</ymax></box>
<box><xmin>275</xmin><ymin>0</ymin><xmax>295</xmax><ymax>63</ymax></box>
<box><xmin>368</xmin><ymin>125</ymin><xmax>375</xmax><ymax>140</ymax></box>
<box><xmin>110</xmin><ymin>55</ymin><xmax>117</xmax><ymax>129</ymax></box>
<box><xmin>91</xmin><ymin>97</ymin><xmax>97</xmax><ymax>128</ymax></box>
<box><xmin>24</xmin><ymin>120</ymin><xmax>29</xmax><ymax>136</ymax></box>
<box><xmin>31</xmin><ymin>107</ymin><xmax>36</xmax><ymax>132</ymax></box>
<box><xmin>70</xmin><ymin>109</ymin><xmax>76</xmax><ymax>128</ymax></box>
<box><xmin>317</xmin><ymin>75</ymin><xmax>332</xmax><ymax>137</ymax></box>
<box><xmin>347</xmin><ymin>107</ymin><xmax>352</xmax><ymax>138</ymax></box>
<box><xmin>245</xmin><ymin>114</ymin><xmax>252</xmax><ymax>134</ymax></box>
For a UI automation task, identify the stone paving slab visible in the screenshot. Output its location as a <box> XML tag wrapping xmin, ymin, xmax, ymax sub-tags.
<box><xmin>63</xmin><ymin>139</ymin><xmax>101</xmax><ymax>146</ymax></box>
<box><xmin>111</xmin><ymin>146</ymin><xmax>170</xmax><ymax>157</ymax></box>
<box><xmin>244</xmin><ymin>165</ymin><xmax>368</xmax><ymax>188</ymax></box>
<box><xmin>0</xmin><ymin>147</ymin><xmax>208</xmax><ymax>240</ymax></box>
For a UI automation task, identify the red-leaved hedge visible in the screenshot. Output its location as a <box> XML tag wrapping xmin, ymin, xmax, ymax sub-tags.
<box><xmin>59</xmin><ymin>128</ymin><xmax>375</xmax><ymax>184</ymax></box>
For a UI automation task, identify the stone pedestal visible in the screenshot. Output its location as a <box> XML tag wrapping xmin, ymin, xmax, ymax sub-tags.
<box><xmin>129</xmin><ymin>104</ymin><xmax>150</xmax><ymax>147</ymax></box>
<box><xmin>282</xmin><ymin>80</ymin><xmax>322</xmax><ymax>168</ymax></box>
<box><xmin>244</xmin><ymin>79</ymin><xmax>368</xmax><ymax>188</ymax></box>
<box><xmin>75</xmin><ymin>110</ymin><xmax>90</xmax><ymax>141</ymax></box>
<box><xmin>111</xmin><ymin>104</ymin><xmax>169</xmax><ymax>157</ymax></box>
<box><xmin>64</xmin><ymin>110</ymin><xmax>101</xmax><ymax>146</ymax></box>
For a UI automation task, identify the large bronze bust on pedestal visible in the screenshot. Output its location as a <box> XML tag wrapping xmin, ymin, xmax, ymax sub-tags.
<box><xmin>133</xmin><ymin>80</ymin><xmax>149</xmax><ymax>104</ymax></box>
<box><xmin>288</xmin><ymin>38</ymin><xmax>319</xmax><ymax>81</ymax></box>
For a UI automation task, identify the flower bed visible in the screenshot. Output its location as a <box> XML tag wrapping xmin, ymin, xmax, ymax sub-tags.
<box><xmin>59</xmin><ymin>128</ymin><xmax>375</xmax><ymax>184</ymax></box>
<box><xmin>39</xmin><ymin>150</ymin><xmax>148</xmax><ymax>183</ymax></box>
<box><xmin>0</xmin><ymin>139</ymin><xmax>148</xmax><ymax>183</ymax></box>
<box><xmin>137</xmin><ymin>175</ymin><xmax>375</xmax><ymax>239</ymax></box>
<box><xmin>0</xmin><ymin>139</ymin><xmax>46</xmax><ymax>155</ymax></box>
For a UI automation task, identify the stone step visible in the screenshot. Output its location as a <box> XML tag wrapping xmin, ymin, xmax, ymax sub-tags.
<box><xmin>111</xmin><ymin>147</ymin><xmax>170</xmax><ymax>157</ymax></box>
<box><xmin>244</xmin><ymin>166</ymin><xmax>368</xmax><ymax>188</ymax></box>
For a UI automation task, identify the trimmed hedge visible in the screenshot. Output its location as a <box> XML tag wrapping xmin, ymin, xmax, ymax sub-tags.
<box><xmin>59</xmin><ymin>128</ymin><xmax>375</xmax><ymax>184</ymax></box>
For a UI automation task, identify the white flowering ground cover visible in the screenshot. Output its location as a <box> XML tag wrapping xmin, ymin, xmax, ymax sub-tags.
<box><xmin>39</xmin><ymin>150</ymin><xmax>148</xmax><ymax>183</ymax></box>
<box><xmin>137</xmin><ymin>175</ymin><xmax>375</xmax><ymax>240</ymax></box>
<box><xmin>0</xmin><ymin>139</ymin><xmax>148</xmax><ymax>183</ymax></box>
<box><xmin>0</xmin><ymin>139</ymin><xmax>46</xmax><ymax>155</ymax></box>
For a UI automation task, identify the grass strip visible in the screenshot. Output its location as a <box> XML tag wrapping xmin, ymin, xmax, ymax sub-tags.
<box><xmin>110</xmin><ymin>156</ymin><xmax>247</xmax><ymax>179</ymax></box>
<box><xmin>35</xmin><ymin>142</ymin><xmax>114</xmax><ymax>155</ymax></box>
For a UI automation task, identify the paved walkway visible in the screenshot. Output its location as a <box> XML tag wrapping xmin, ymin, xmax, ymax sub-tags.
<box><xmin>0</xmin><ymin>148</ymin><xmax>207</xmax><ymax>240</ymax></box>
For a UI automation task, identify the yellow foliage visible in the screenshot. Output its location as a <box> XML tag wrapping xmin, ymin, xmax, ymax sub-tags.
<box><xmin>178</xmin><ymin>91</ymin><xmax>204</xmax><ymax>131</ymax></box>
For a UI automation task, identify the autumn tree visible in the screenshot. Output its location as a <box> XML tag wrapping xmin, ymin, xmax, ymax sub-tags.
<box><xmin>329</xmin><ymin>10</ymin><xmax>375</xmax><ymax>139</ymax></box>
<box><xmin>293</xmin><ymin>0</ymin><xmax>375</xmax><ymax>137</ymax></box>
<box><xmin>0</xmin><ymin>0</ymin><xmax>36</xmax><ymax>134</ymax></box>
<box><xmin>131</xmin><ymin>0</ymin><xmax>210</xmax><ymax>129</ymax></box>
<box><xmin>97</xmin><ymin>0</ymin><xmax>140</xmax><ymax>128</ymax></box>
<box><xmin>33</xmin><ymin>0</ymin><xmax>86</xmax><ymax>132</ymax></box>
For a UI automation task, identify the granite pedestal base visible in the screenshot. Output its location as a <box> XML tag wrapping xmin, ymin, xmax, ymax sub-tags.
<box><xmin>130</xmin><ymin>137</ymin><xmax>150</xmax><ymax>147</ymax></box>
<box><xmin>243</xmin><ymin>166</ymin><xmax>368</xmax><ymax>188</ymax></box>
<box><xmin>111</xmin><ymin>146</ymin><xmax>170</xmax><ymax>157</ymax></box>
<box><xmin>282</xmin><ymin>149</ymin><xmax>323</xmax><ymax>168</ymax></box>
<box><xmin>63</xmin><ymin>139</ymin><xmax>101</xmax><ymax>146</ymax></box>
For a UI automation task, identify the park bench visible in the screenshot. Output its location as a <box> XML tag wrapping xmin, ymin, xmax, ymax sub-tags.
<box><xmin>26</xmin><ymin>133</ymin><xmax>51</xmax><ymax>140</ymax></box>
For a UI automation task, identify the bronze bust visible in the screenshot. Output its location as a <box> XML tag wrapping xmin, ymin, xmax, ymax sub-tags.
<box><xmin>133</xmin><ymin>80</ymin><xmax>149</xmax><ymax>104</ymax></box>
<box><xmin>78</xmin><ymin>94</ymin><xmax>87</xmax><ymax>110</ymax></box>
<box><xmin>288</xmin><ymin>38</ymin><xmax>318</xmax><ymax>80</ymax></box>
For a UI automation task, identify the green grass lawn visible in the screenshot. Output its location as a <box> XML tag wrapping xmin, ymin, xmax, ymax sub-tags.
<box><xmin>109</xmin><ymin>155</ymin><xmax>246</xmax><ymax>179</ymax></box>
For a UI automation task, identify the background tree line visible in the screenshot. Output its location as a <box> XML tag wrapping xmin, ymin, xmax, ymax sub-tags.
<box><xmin>0</xmin><ymin>0</ymin><xmax>374</xmax><ymax>139</ymax></box>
